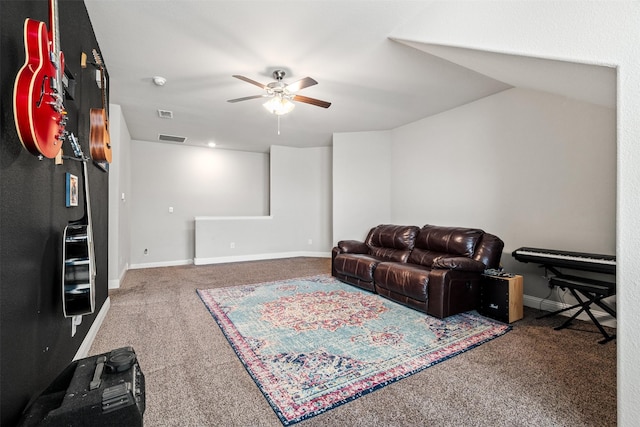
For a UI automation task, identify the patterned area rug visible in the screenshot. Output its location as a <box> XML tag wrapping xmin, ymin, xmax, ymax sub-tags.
<box><xmin>197</xmin><ymin>275</ymin><xmax>511</xmax><ymax>425</ymax></box>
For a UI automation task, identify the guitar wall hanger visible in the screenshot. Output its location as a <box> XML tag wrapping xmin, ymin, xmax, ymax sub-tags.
<box><xmin>80</xmin><ymin>51</ymin><xmax>101</xmax><ymax>69</ymax></box>
<box><xmin>61</xmin><ymin>154</ymin><xmax>85</xmax><ymax>163</ymax></box>
<box><xmin>62</xmin><ymin>67</ymin><xmax>77</xmax><ymax>101</ymax></box>
<box><xmin>81</xmin><ymin>50</ymin><xmax>106</xmax><ymax>89</ymax></box>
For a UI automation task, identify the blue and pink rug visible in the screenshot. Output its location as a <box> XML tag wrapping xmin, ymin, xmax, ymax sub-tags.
<box><xmin>197</xmin><ymin>275</ymin><xmax>510</xmax><ymax>425</ymax></box>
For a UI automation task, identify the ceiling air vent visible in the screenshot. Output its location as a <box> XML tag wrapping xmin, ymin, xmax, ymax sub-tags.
<box><xmin>158</xmin><ymin>109</ymin><xmax>173</xmax><ymax>119</ymax></box>
<box><xmin>158</xmin><ymin>134</ymin><xmax>187</xmax><ymax>144</ymax></box>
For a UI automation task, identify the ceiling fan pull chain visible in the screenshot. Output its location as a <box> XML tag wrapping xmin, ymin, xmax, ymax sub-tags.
<box><xmin>277</xmin><ymin>115</ymin><xmax>281</xmax><ymax>135</ymax></box>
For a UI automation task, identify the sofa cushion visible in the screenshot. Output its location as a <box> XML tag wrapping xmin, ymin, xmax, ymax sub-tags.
<box><xmin>432</xmin><ymin>256</ymin><xmax>486</xmax><ymax>272</ymax></box>
<box><xmin>374</xmin><ymin>262</ymin><xmax>431</xmax><ymax>303</ymax></box>
<box><xmin>406</xmin><ymin>249</ymin><xmax>448</xmax><ymax>268</ymax></box>
<box><xmin>333</xmin><ymin>254</ymin><xmax>383</xmax><ymax>282</ymax></box>
<box><xmin>366</xmin><ymin>224</ymin><xmax>419</xmax><ymax>262</ymax></box>
<box><xmin>409</xmin><ymin>225</ymin><xmax>483</xmax><ymax>266</ymax></box>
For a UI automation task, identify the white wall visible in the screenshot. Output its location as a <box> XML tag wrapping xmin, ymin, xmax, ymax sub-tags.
<box><xmin>391</xmin><ymin>2</ymin><xmax>640</xmax><ymax>423</ymax></box>
<box><xmin>194</xmin><ymin>145</ymin><xmax>332</xmax><ymax>264</ymax></box>
<box><xmin>129</xmin><ymin>141</ymin><xmax>269</xmax><ymax>267</ymax></box>
<box><xmin>391</xmin><ymin>87</ymin><xmax>615</xmax><ymax>299</ymax></box>
<box><xmin>332</xmin><ymin>131</ymin><xmax>392</xmax><ymax>243</ymax></box>
<box><xmin>107</xmin><ymin>104</ymin><xmax>132</xmax><ymax>288</ymax></box>
<box><xmin>270</xmin><ymin>145</ymin><xmax>332</xmax><ymax>250</ymax></box>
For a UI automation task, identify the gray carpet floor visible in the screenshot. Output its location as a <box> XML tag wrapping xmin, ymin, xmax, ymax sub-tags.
<box><xmin>89</xmin><ymin>257</ymin><xmax>616</xmax><ymax>426</ymax></box>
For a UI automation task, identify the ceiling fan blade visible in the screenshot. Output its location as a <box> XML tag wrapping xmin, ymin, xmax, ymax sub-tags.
<box><xmin>286</xmin><ymin>77</ymin><xmax>318</xmax><ymax>92</ymax></box>
<box><xmin>292</xmin><ymin>94</ymin><xmax>331</xmax><ymax>108</ymax></box>
<box><xmin>227</xmin><ymin>94</ymin><xmax>268</xmax><ymax>103</ymax></box>
<box><xmin>232</xmin><ymin>75</ymin><xmax>267</xmax><ymax>89</ymax></box>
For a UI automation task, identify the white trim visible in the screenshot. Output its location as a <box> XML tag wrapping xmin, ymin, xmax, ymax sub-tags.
<box><xmin>108</xmin><ymin>263</ymin><xmax>129</xmax><ymax>289</ymax></box>
<box><xmin>73</xmin><ymin>297</ymin><xmax>111</xmax><ymax>360</ymax></box>
<box><xmin>194</xmin><ymin>215</ymin><xmax>273</xmax><ymax>221</ymax></box>
<box><xmin>129</xmin><ymin>258</ymin><xmax>193</xmax><ymax>270</ymax></box>
<box><xmin>194</xmin><ymin>251</ymin><xmax>331</xmax><ymax>266</ymax></box>
<box><xmin>523</xmin><ymin>294</ymin><xmax>616</xmax><ymax>328</ymax></box>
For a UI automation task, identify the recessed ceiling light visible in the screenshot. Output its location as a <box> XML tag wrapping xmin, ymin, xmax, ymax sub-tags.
<box><xmin>208</xmin><ymin>142</ymin><xmax>216</xmax><ymax>148</ymax></box>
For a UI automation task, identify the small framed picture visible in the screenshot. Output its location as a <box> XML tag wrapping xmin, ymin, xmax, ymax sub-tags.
<box><xmin>66</xmin><ymin>173</ymin><xmax>78</xmax><ymax>207</ymax></box>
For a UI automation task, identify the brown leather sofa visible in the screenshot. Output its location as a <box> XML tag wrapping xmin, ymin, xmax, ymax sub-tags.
<box><xmin>332</xmin><ymin>224</ymin><xmax>504</xmax><ymax>318</ymax></box>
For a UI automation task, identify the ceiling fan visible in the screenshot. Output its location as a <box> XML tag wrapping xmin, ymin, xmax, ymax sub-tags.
<box><xmin>227</xmin><ymin>70</ymin><xmax>331</xmax><ymax>114</ymax></box>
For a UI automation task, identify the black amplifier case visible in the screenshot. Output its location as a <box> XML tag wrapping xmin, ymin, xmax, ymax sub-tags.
<box><xmin>18</xmin><ymin>347</ymin><xmax>145</xmax><ymax>426</ymax></box>
<box><xmin>479</xmin><ymin>274</ymin><xmax>524</xmax><ymax>323</ymax></box>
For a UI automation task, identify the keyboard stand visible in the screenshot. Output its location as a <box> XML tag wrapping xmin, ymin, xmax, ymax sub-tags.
<box><xmin>537</xmin><ymin>275</ymin><xmax>616</xmax><ymax>344</ymax></box>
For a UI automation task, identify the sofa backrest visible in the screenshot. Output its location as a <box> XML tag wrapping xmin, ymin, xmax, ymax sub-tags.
<box><xmin>365</xmin><ymin>224</ymin><xmax>420</xmax><ymax>262</ymax></box>
<box><xmin>409</xmin><ymin>225</ymin><xmax>484</xmax><ymax>267</ymax></box>
<box><xmin>472</xmin><ymin>232</ymin><xmax>504</xmax><ymax>269</ymax></box>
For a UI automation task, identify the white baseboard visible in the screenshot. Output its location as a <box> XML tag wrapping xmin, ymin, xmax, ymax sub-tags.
<box><xmin>73</xmin><ymin>296</ymin><xmax>111</xmax><ymax>360</ymax></box>
<box><xmin>108</xmin><ymin>263</ymin><xmax>129</xmax><ymax>289</ymax></box>
<box><xmin>194</xmin><ymin>251</ymin><xmax>331</xmax><ymax>266</ymax></box>
<box><xmin>523</xmin><ymin>294</ymin><xmax>616</xmax><ymax>328</ymax></box>
<box><xmin>129</xmin><ymin>258</ymin><xmax>193</xmax><ymax>270</ymax></box>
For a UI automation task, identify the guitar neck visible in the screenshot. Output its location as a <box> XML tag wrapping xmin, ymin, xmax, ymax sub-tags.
<box><xmin>99</xmin><ymin>61</ymin><xmax>109</xmax><ymax>125</ymax></box>
<box><xmin>49</xmin><ymin>0</ymin><xmax>59</xmax><ymax>53</ymax></box>
<box><xmin>81</xmin><ymin>159</ymin><xmax>93</xmax><ymax>229</ymax></box>
<box><xmin>101</xmin><ymin>71</ymin><xmax>109</xmax><ymax>126</ymax></box>
<box><xmin>49</xmin><ymin>0</ymin><xmax>63</xmax><ymax>94</ymax></box>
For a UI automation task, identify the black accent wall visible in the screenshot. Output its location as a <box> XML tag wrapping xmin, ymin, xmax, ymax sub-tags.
<box><xmin>1</xmin><ymin>1</ymin><xmax>109</xmax><ymax>424</ymax></box>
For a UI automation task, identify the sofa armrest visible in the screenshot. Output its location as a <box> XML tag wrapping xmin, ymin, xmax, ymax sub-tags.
<box><xmin>337</xmin><ymin>240</ymin><xmax>369</xmax><ymax>254</ymax></box>
<box><xmin>427</xmin><ymin>269</ymin><xmax>482</xmax><ymax>318</ymax></box>
<box><xmin>432</xmin><ymin>256</ymin><xmax>486</xmax><ymax>272</ymax></box>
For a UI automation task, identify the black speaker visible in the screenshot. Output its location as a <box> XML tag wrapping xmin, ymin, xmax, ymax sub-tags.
<box><xmin>18</xmin><ymin>347</ymin><xmax>145</xmax><ymax>427</ymax></box>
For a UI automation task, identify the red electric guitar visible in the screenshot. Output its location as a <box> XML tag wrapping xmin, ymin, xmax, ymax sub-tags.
<box><xmin>13</xmin><ymin>0</ymin><xmax>67</xmax><ymax>159</ymax></box>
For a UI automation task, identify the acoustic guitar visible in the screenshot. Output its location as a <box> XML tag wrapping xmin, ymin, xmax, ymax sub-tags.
<box><xmin>13</xmin><ymin>0</ymin><xmax>67</xmax><ymax>158</ymax></box>
<box><xmin>62</xmin><ymin>134</ymin><xmax>96</xmax><ymax>317</ymax></box>
<box><xmin>89</xmin><ymin>50</ymin><xmax>112</xmax><ymax>163</ymax></box>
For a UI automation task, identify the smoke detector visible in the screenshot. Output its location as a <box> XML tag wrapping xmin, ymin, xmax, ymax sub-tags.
<box><xmin>152</xmin><ymin>76</ymin><xmax>167</xmax><ymax>86</ymax></box>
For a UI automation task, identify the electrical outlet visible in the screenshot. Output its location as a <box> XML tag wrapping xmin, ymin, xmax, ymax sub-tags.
<box><xmin>308</xmin><ymin>239</ymin><xmax>313</xmax><ymax>245</ymax></box>
<box><xmin>144</xmin><ymin>248</ymin><xmax>148</xmax><ymax>255</ymax></box>
<box><xmin>230</xmin><ymin>242</ymin><xmax>235</xmax><ymax>249</ymax></box>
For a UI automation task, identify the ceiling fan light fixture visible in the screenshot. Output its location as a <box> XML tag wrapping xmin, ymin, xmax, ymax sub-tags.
<box><xmin>263</xmin><ymin>96</ymin><xmax>295</xmax><ymax>116</ymax></box>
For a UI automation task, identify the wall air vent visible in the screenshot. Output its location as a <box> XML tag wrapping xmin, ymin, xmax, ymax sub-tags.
<box><xmin>157</xmin><ymin>109</ymin><xmax>173</xmax><ymax>119</ymax></box>
<box><xmin>158</xmin><ymin>134</ymin><xmax>187</xmax><ymax>144</ymax></box>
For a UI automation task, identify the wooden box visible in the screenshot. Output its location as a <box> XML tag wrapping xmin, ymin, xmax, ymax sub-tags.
<box><xmin>480</xmin><ymin>274</ymin><xmax>524</xmax><ymax>323</ymax></box>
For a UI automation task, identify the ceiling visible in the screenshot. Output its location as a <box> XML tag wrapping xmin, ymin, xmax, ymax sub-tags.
<box><xmin>84</xmin><ymin>0</ymin><xmax>615</xmax><ymax>153</ymax></box>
